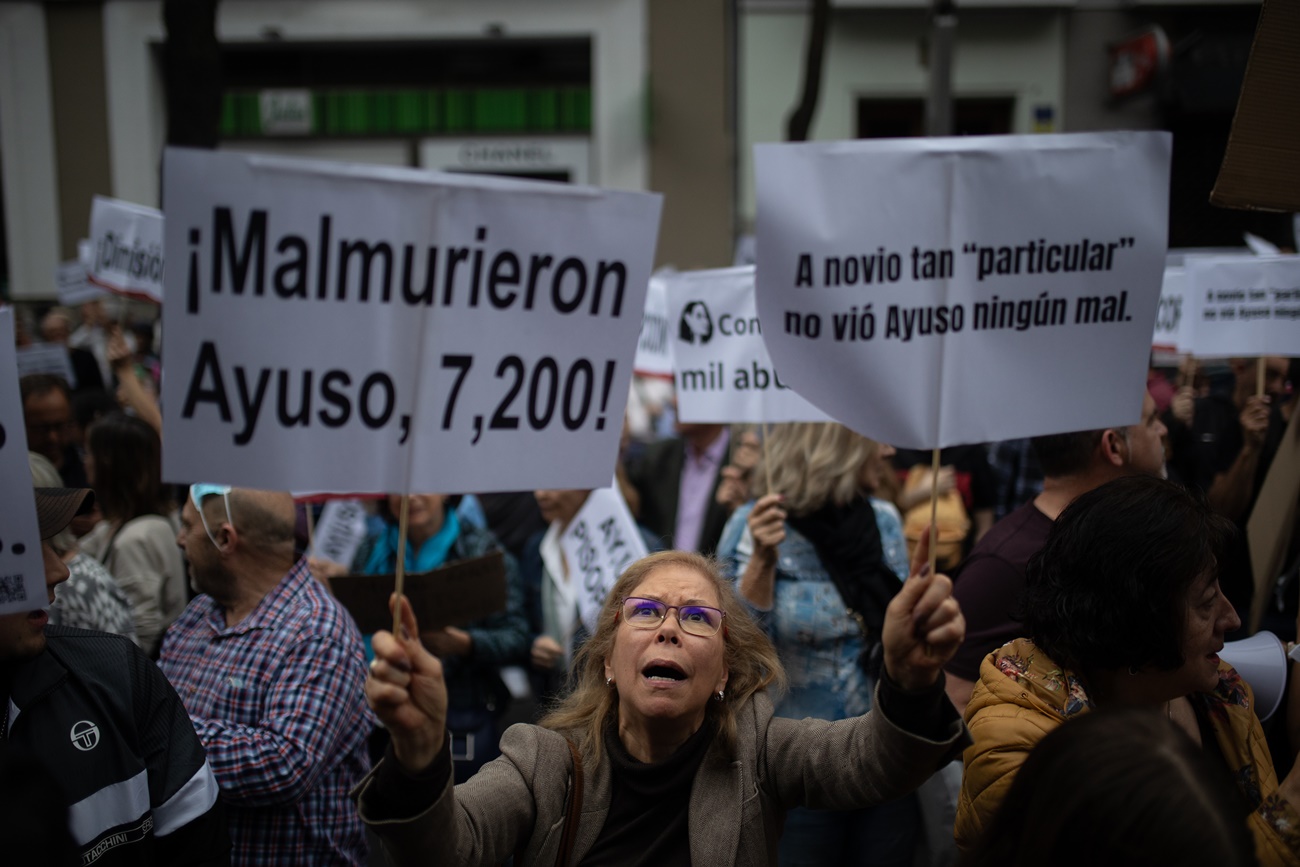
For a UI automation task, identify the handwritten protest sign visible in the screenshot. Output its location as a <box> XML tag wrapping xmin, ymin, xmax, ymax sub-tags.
<box><xmin>89</xmin><ymin>196</ymin><xmax>165</xmax><ymax>303</ymax></box>
<box><xmin>1183</xmin><ymin>255</ymin><xmax>1300</xmax><ymax>358</ymax></box>
<box><xmin>161</xmin><ymin>148</ymin><xmax>662</xmax><ymax>494</ymax></box>
<box><xmin>1152</xmin><ymin>266</ymin><xmax>1188</xmax><ymax>354</ymax></box>
<box><xmin>310</xmin><ymin>499</ymin><xmax>369</xmax><ymax>568</ymax></box>
<box><xmin>754</xmin><ymin>132</ymin><xmax>1171</xmax><ymax>448</ymax></box>
<box><xmin>560</xmin><ymin>487</ymin><xmax>647</xmax><ymax>631</ymax></box>
<box><xmin>666</xmin><ymin>266</ymin><xmax>829</xmax><ymax>424</ymax></box>
<box><xmin>633</xmin><ymin>271</ymin><xmax>674</xmax><ymax>379</ymax></box>
<box><xmin>0</xmin><ymin>309</ymin><xmax>50</xmax><ymax>616</ymax></box>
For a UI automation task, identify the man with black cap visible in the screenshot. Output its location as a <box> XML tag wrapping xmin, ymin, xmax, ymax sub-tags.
<box><xmin>0</xmin><ymin>487</ymin><xmax>228</xmax><ymax>865</ymax></box>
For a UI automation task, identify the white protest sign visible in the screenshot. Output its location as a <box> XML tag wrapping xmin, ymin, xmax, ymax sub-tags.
<box><xmin>1184</xmin><ymin>256</ymin><xmax>1300</xmax><ymax>358</ymax></box>
<box><xmin>633</xmin><ymin>271</ymin><xmax>674</xmax><ymax>379</ymax></box>
<box><xmin>162</xmin><ymin>148</ymin><xmax>662</xmax><ymax>494</ymax></box>
<box><xmin>89</xmin><ymin>196</ymin><xmax>165</xmax><ymax>303</ymax></box>
<box><xmin>311</xmin><ymin>499</ymin><xmax>369</xmax><ymax>568</ymax></box>
<box><xmin>56</xmin><ymin>240</ymin><xmax>108</xmax><ymax>307</ymax></box>
<box><xmin>755</xmin><ymin>132</ymin><xmax>1171</xmax><ymax>448</ymax></box>
<box><xmin>560</xmin><ymin>486</ymin><xmax>648</xmax><ymax>632</ymax></box>
<box><xmin>0</xmin><ymin>309</ymin><xmax>51</xmax><ymax>616</ymax></box>
<box><xmin>15</xmin><ymin>343</ymin><xmax>76</xmax><ymax>386</ymax></box>
<box><xmin>666</xmin><ymin>266</ymin><xmax>830</xmax><ymax>423</ymax></box>
<box><xmin>1152</xmin><ymin>266</ymin><xmax>1188</xmax><ymax>354</ymax></box>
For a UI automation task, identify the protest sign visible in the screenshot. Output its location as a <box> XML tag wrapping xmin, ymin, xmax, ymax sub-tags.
<box><xmin>329</xmin><ymin>551</ymin><xmax>506</xmax><ymax>632</ymax></box>
<box><xmin>754</xmin><ymin>132</ymin><xmax>1171</xmax><ymax>449</ymax></box>
<box><xmin>1152</xmin><ymin>266</ymin><xmax>1188</xmax><ymax>354</ymax></box>
<box><xmin>0</xmin><ymin>309</ymin><xmax>50</xmax><ymax>616</ymax></box>
<box><xmin>89</xmin><ymin>196</ymin><xmax>165</xmax><ymax>304</ymax></box>
<box><xmin>633</xmin><ymin>271</ymin><xmax>674</xmax><ymax>379</ymax></box>
<box><xmin>560</xmin><ymin>486</ymin><xmax>647</xmax><ymax>632</ymax></box>
<box><xmin>56</xmin><ymin>241</ymin><xmax>108</xmax><ymax>307</ymax></box>
<box><xmin>16</xmin><ymin>343</ymin><xmax>76</xmax><ymax>386</ymax></box>
<box><xmin>161</xmin><ymin>148</ymin><xmax>662</xmax><ymax>494</ymax></box>
<box><xmin>666</xmin><ymin>266</ymin><xmax>829</xmax><ymax>424</ymax></box>
<box><xmin>1183</xmin><ymin>255</ymin><xmax>1300</xmax><ymax>358</ymax></box>
<box><xmin>310</xmin><ymin>498</ymin><xmax>369</xmax><ymax>568</ymax></box>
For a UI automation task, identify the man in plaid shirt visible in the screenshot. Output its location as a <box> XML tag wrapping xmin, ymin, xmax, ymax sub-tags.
<box><xmin>160</xmin><ymin>485</ymin><xmax>372</xmax><ymax>866</ymax></box>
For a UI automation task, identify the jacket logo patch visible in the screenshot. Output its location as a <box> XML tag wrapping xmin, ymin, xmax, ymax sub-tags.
<box><xmin>71</xmin><ymin>720</ymin><xmax>101</xmax><ymax>751</ymax></box>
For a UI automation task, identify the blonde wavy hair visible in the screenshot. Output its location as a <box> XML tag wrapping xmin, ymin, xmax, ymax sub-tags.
<box><xmin>751</xmin><ymin>422</ymin><xmax>879</xmax><ymax>515</ymax></box>
<box><xmin>539</xmin><ymin>550</ymin><xmax>785</xmax><ymax>765</ymax></box>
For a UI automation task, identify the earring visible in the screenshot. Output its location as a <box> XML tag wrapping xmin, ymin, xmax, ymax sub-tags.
<box><xmin>606</xmin><ymin>677</ymin><xmax>614</xmax><ymax>688</ymax></box>
<box><xmin>715</xmin><ymin>690</ymin><xmax>725</xmax><ymax>702</ymax></box>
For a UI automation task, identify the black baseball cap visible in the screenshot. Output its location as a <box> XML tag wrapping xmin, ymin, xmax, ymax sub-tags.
<box><xmin>33</xmin><ymin>488</ymin><xmax>94</xmax><ymax>540</ymax></box>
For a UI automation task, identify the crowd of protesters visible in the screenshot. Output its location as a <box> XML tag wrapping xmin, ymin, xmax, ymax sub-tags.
<box><xmin>5</xmin><ymin>294</ymin><xmax>1300</xmax><ymax>866</ymax></box>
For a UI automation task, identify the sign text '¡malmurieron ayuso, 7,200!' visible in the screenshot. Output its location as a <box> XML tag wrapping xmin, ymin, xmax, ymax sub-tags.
<box><xmin>183</xmin><ymin>208</ymin><xmax>632</xmax><ymax>318</ymax></box>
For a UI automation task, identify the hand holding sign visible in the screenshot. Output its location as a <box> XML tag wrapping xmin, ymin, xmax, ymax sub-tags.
<box><xmin>366</xmin><ymin>594</ymin><xmax>448</xmax><ymax>774</ymax></box>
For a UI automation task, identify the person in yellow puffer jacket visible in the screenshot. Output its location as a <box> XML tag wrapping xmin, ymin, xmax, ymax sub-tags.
<box><xmin>957</xmin><ymin>475</ymin><xmax>1300</xmax><ymax>866</ymax></box>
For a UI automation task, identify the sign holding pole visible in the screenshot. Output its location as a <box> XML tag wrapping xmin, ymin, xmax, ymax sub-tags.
<box><xmin>754</xmin><ymin>132</ymin><xmax>1172</xmax><ymax>450</ymax></box>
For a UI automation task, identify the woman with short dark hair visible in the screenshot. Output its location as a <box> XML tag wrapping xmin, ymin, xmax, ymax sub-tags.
<box><xmin>957</xmin><ymin>475</ymin><xmax>1300</xmax><ymax>864</ymax></box>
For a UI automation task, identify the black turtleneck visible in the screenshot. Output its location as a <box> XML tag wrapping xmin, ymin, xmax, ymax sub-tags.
<box><xmin>577</xmin><ymin>718</ymin><xmax>716</xmax><ymax>867</ymax></box>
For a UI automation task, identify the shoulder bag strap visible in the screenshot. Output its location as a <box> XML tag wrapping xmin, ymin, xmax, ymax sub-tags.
<box><xmin>515</xmin><ymin>737</ymin><xmax>585</xmax><ymax>867</ymax></box>
<box><xmin>554</xmin><ymin>738</ymin><xmax>584</xmax><ymax>867</ymax></box>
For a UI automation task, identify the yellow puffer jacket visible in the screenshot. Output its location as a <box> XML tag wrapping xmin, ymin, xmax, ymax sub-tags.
<box><xmin>956</xmin><ymin>638</ymin><xmax>1300</xmax><ymax>866</ymax></box>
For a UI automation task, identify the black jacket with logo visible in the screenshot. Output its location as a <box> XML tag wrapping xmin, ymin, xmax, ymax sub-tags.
<box><xmin>4</xmin><ymin>626</ymin><xmax>228</xmax><ymax>865</ymax></box>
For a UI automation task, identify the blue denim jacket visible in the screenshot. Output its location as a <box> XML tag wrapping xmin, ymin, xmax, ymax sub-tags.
<box><xmin>718</xmin><ymin>499</ymin><xmax>906</xmax><ymax>722</ymax></box>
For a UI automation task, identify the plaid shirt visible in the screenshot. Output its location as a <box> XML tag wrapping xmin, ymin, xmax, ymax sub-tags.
<box><xmin>158</xmin><ymin>559</ymin><xmax>372</xmax><ymax>866</ymax></box>
<box><xmin>989</xmin><ymin>438</ymin><xmax>1044</xmax><ymax>522</ymax></box>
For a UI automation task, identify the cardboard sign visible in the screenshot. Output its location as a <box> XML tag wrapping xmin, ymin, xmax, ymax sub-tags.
<box><xmin>310</xmin><ymin>499</ymin><xmax>369</xmax><ymax>569</ymax></box>
<box><xmin>329</xmin><ymin>551</ymin><xmax>507</xmax><ymax>632</ymax></box>
<box><xmin>0</xmin><ymin>309</ymin><xmax>50</xmax><ymax>616</ymax></box>
<box><xmin>666</xmin><ymin>266</ymin><xmax>830</xmax><ymax>424</ymax></box>
<box><xmin>89</xmin><ymin>196</ymin><xmax>165</xmax><ymax>303</ymax></box>
<box><xmin>1211</xmin><ymin>0</ymin><xmax>1300</xmax><ymax>213</ymax></box>
<box><xmin>633</xmin><ymin>272</ymin><xmax>674</xmax><ymax>379</ymax></box>
<box><xmin>15</xmin><ymin>343</ymin><xmax>76</xmax><ymax>387</ymax></box>
<box><xmin>1247</xmin><ymin>405</ymin><xmax>1300</xmax><ymax>632</ymax></box>
<box><xmin>161</xmin><ymin>148</ymin><xmax>662</xmax><ymax>494</ymax></box>
<box><xmin>1151</xmin><ymin>266</ymin><xmax>1188</xmax><ymax>354</ymax></box>
<box><xmin>754</xmin><ymin>132</ymin><xmax>1171</xmax><ymax>449</ymax></box>
<box><xmin>1183</xmin><ymin>256</ymin><xmax>1300</xmax><ymax>358</ymax></box>
<box><xmin>560</xmin><ymin>487</ymin><xmax>648</xmax><ymax>632</ymax></box>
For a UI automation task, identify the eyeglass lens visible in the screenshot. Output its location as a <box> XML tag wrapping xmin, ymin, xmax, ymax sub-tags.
<box><xmin>622</xmin><ymin>597</ymin><xmax>724</xmax><ymax>635</ymax></box>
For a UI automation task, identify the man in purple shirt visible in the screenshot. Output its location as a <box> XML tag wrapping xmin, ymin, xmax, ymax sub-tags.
<box><xmin>945</xmin><ymin>390</ymin><xmax>1167</xmax><ymax>714</ymax></box>
<box><xmin>625</xmin><ymin>422</ymin><xmax>733</xmax><ymax>555</ymax></box>
<box><xmin>159</xmin><ymin>485</ymin><xmax>372</xmax><ymax>866</ymax></box>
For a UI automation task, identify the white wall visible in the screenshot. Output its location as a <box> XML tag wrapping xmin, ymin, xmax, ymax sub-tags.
<box><xmin>103</xmin><ymin>0</ymin><xmax>648</xmax><ymax>210</ymax></box>
<box><xmin>739</xmin><ymin>8</ymin><xmax>1066</xmax><ymax>225</ymax></box>
<box><xmin>0</xmin><ymin>3</ymin><xmax>62</xmax><ymax>300</ymax></box>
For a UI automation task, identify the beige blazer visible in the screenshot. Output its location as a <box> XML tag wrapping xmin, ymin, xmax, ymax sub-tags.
<box><xmin>357</xmin><ymin>689</ymin><xmax>965</xmax><ymax>867</ymax></box>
